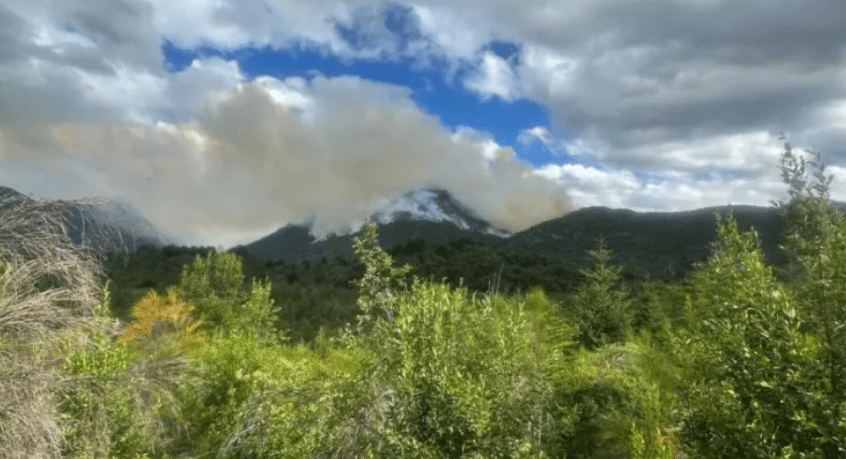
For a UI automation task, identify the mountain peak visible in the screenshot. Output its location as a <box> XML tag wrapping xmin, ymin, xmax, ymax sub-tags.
<box><xmin>241</xmin><ymin>186</ymin><xmax>510</xmax><ymax>263</ymax></box>
<box><xmin>372</xmin><ymin>187</ymin><xmax>509</xmax><ymax>237</ymax></box>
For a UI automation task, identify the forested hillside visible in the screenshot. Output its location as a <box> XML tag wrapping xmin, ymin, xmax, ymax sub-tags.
<box><xmin>2</xmin><ymin>141</ymin><xmax>845</xmax><ymax>458</ymax></box>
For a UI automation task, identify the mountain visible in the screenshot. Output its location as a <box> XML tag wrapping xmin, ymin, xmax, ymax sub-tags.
<box><xmin>238</xmin><ymin>188</ymin><xmax>511</xmax><ymax>263</ymax></box>
<box><xmin>239</xmin><ymin>190</ymin><xmax>846</xmax><ymax>281</ymax></box>
<box><xmin>64</xmin><ymin>199</ymin><xmax>174</xmax><ymax>252</ymax></box>
<box><xmin>0</xmin><ymin>186</ymin><xmax>172</xmax><ymax>254</ymax></box>
<box><xmin>0</xmin><ymin>186</ymin><xmax>25</xmax><ymax>201</ymax></box>
<box><xmin>497</xmin><ymin>205</ymin><xmax>791</xmax><ymax>279</ymax></box>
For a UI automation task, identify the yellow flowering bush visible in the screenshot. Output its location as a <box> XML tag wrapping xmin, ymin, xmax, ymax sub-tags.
<box><xmin>120</xmin><ymin>286</ymin><xmax>204</xmax><ymax>356</ymax></box>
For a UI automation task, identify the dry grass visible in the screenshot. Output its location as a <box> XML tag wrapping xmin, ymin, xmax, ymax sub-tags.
<box><xmin>0</xmin><ymin>192</ymin><xmax>113</xmax><ymax>459</ymax></box>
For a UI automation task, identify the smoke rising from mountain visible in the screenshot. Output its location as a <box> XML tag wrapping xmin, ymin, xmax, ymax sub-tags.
<box><xmin>1</xmin><ymin>76</ymin><xmax>571</xmax><ymax>246</ymax></box>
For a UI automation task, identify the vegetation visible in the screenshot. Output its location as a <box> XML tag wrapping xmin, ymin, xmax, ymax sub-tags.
<box><xmin>568</xmin><ymin>241</ymin><xmax>634</xmax><ymax>349</ymax></box>
<box><xmin>4</xmin><ymin>138</ymin><xmax>846</xmax><ymax>457</ymax></box>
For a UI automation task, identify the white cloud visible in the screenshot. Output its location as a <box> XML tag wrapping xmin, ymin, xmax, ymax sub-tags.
<box><xmin>410</xmin><ymin>0</ymin><xmax>846</xmax><ymax>208</ymax></box>
<box><xmin>537</xmin><ymin>162</ymin><xmax>786</xmax><ymax>212</ymax></box>
<box><xmin>517</xmin><ymin>125</ymin><xmax>569</xmax><ymax>158</ymax></box>
<box><xmin>413</xmin><ymin>4</ymin><xmax>488</xmax><ymax>62</ymax></box>
<box><xmin>78</xmin><ymin>63</ymin><xmax>169</xmax><ymax>124</ymax></box>
<box><xmin>463</xmin><ymin>51</ymin><xmax>519</xmax><ymax>101</ymax></box>
<box><xmin>150</xmin><ymin>0</ymin><xmax>410</xmax><ymax>60</ymax></box>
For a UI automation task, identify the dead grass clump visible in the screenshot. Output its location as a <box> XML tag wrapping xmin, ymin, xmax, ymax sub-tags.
<box><xmin>0</xmin><ymin>192</ymin><xmax>109</xmax><ymax>459</ymax></box>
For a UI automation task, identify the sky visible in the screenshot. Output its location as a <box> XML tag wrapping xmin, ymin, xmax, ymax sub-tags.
<box><xmin>1</xmin><ymin>0</ymin><xmax>845</xmax><ymax>247</ymax></box>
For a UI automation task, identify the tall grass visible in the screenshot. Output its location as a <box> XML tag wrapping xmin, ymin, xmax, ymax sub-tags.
<box><xmin>0</xmin><ymin>192</ymin><xmax>111</xmax><ymax>458</ymax></box>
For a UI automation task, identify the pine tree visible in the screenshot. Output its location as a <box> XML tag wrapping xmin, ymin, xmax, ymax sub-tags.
<box><xmin>570</xmin><ymin>241</ymin><xmax>633</xmax><ymax>349</ymax></box>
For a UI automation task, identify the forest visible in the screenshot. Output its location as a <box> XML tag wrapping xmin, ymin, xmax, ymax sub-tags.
<box><xmin>2</xmin><ymin>141</ymin><xmax>845</xmax><ymax>458</ymax></box>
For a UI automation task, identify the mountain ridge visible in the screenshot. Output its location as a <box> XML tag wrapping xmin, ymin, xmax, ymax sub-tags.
<box><xmin>238</xmin><ymin>191</ymin><xmax>846</xmax><ymax>280</ymax></box>
<box><xmin>8</xmin><ymin>183</ymin><xmax>845</xmax><ymax>282</ymax></box>
<box><xmin>0</xmin><ymin>185</ymin><xmax>173</xmax><ymax>254</ymax></box>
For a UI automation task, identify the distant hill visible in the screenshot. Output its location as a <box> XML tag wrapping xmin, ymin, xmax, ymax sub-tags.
<box><xmin>497</xmin><ymin>205</ymin><xmax>790</xmax><ymax>279</ymax></box>
<box><xmin>0</xmin><ymin>186</ymin><xmax>172</xmax><ymax>254</ymax></box>
<box><xmin>237</xmin><ymin>186</ymin><xmax>846</xmax><ymax>280</ymax></box>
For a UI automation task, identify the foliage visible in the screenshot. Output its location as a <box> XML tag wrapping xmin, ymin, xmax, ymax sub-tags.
<box><xmin>179</xmin><ymin>247</ymin><xmax>245</xmax><ymax>302</ymax></box>
<box><xmin>273</xmin><ymin>279</ymin><xmax>358</xmax><ymax>342</ymax></box>
<box><xmin>407</xmin><ymin>240</ymin><xmax>579</xmax><ymax>296</ymax></box>
<box><xmin>569</xmin><ymin>242</ymin><xmax>634</xmax><ymax>349</ymax></box>
<box><xmin>119</xmin><ymin>286</ymin><xmax>204</xmax><ymax>358</ymax></box>
<box><xmin>176</xmin><ymin>331</ymin><xmax>370</xmax><ymax>458</ymax></box>
<box><xmin>102</xmin><ymin>245</ymin><xmax>215</xmax><ymax>320</ymax></box>
<box><xmin>773</xmin><ymin>139</ymin><xmax>846</xmax><ymax>456</ymax></box>
<box><xmin>177</xmin><ymin>249</ymin><xmax>281</xmax><ymax>342</ymax></box>
<box><xmin>177</xmin><ymin>248</ymin><xmax>246</xmax><ymax>328</ymax></box>
<box><xmin>176</xmin><ymin>333</ymin><xmax>289</xmax><ymax>457</ymax></box>
<box><xmin>58</xmin><ymin>333</ymin><xmax>148</xmax><ymax>458</ymax></box>
<box><xmin>58</xmin><ymin>284</ymin><xmax>187</xmax><ymax>459</ymax></box>
<box><xmin>50</xmin><ymin>141</ymin><xmax>846</xmax><ymax>457</ymax></box>
<box><xmin>679</xmin><ymin>213</ymin><xmax>834</xmax><ymax>458</ymax></box>
<box><xmin>350</xmin><ymin>217</ymin><xmax>412</xmax><ymax>328</ymax></box>
<box><xmin>347</xmin><ymin>278</ymin><xmax>575</xmax><ymax>458</ymax></box>
<box><xmin>555</xmin><ymin>339</ymin><xmax>681</xmax><ymax>459</ymax></box>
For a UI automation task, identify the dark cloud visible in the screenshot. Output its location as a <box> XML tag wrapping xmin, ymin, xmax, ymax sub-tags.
<box><xmin>0</xmin><ymin>4</ymin><xmax>28</xmax><ymax>63</ymax></box>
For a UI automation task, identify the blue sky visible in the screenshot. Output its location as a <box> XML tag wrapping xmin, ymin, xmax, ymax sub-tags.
<box><xmin>1</xmin><ymin>0</ymin><xmax>845</xmax><ymax>247</ymax></box>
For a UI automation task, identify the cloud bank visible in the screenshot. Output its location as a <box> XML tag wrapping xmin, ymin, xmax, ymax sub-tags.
<box><xmin>2</xmin><ymin>0</ymin><xmax>846</xmax><ymax>247</ymax></box>
<box><xmin>1</xmin><ymin>75</ymin><xmax>570</xmax><ymax>246</ymax></box>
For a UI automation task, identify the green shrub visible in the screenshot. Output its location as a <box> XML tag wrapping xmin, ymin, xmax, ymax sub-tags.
<box><xmin>350</xmin><ymin>217</ymin><xmax>412</xmax><ymax>329</ymax></box>
<box><xmin>556</xmin><ymin>340</ymin><xmax>680</xmax><ymax>459</ymax></box>
<box><xmin>346</xmin><ymin>278</ymin><xmax>573</xmax><ymax>458</ymax></box>
<box><xmin>178</xmin><ymin>249</ymin><xmax>281</xmax><ymax>342</ymax></box>
<box><xmin>176</xmin><ymin>332</ymin><xmax>370</xmax><ymax>458</ymax></box>
<box><xmin>58</xmin><ymin>332</ymin><xmax>145</xmax><ymax>458</ymax></box>
<box><xmin>775</xmin><ymin>141</ymin><xmax>846</xmax><ymax>456</ymax></box>
<box><xmin>679</xmin><ymin>213</ymin><xmax>828</xmax><ymax>458</ymax></box>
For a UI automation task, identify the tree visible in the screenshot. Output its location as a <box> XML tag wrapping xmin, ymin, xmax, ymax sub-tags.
<box><xmin>349</xmin><ymin>218</ymin><xmax>412</xmax><ymax>328</ymax></box>
<box><xmin>178</xmin><ymin>249</ymin><xmax>280</xmax><ymax>342</ymax></box>
<box><xmin>772</xmin><ymin>137</ymin><xmax>846</xmax><ymax>456</ymax></box>
<box><xmin>178</xmin><ymin>248</ymin><xmax>246</xmax><ymax>312</ymax></box>
<box><xmin>570</xmin><ymin>241</ymin><xmax>633</xmax><ymax>349</ymax></box>
<box><xmin>676</xmin><ymin>135</ymin><xmax>846</xmax><ymax>457</ymax></box>
<box><xmin>680</xmin><ymin>214</ymin><xmax>821</xmax><ymax>457</ymax></box>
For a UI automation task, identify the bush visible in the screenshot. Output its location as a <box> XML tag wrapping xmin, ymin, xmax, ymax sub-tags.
<box><xmin>350</xmin><ymin>217</ymin><xmax>412</xmax><ymax>329</ymax></box>
<box><xmin>178</xmin><ymin>249</ymin><xmax>281</xmax><ymax>342</ymax></box>
<box><xmin>774</xmin><ymin>140</ymin><xmax>846</xmax><ymax>456</ymax></box>
<box><xmin>556</xmin><ymin>341</ymin><xmax>679</xmax><ymax>459</ymax></box>
<box><xmin>679</xmin><ymin>213</ymin><xmax>828</xmax><ymax>458</ymax></box>
<box><xmin>347</xmin><ymin>278</ymin><xmax>574</xmax><ymax>458</ymax></box>
<box><xmin>58</xmin><ymin>284</ymin><xmax>188</xmax><ymax>458</ymax></box>
<box><xmin>176</xmin><ymin>332</ymin><xmax>370</xmax><ymax>458</ymax></box>
<box><xmin>58</xmin><ymin>332</ymin><xmax>150</xmax><ymax>458</ymax></box>
<box><xmin>119</xmin><ymin>286</ymin><xmax>204</xmax><ymax>358</ymax></box>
